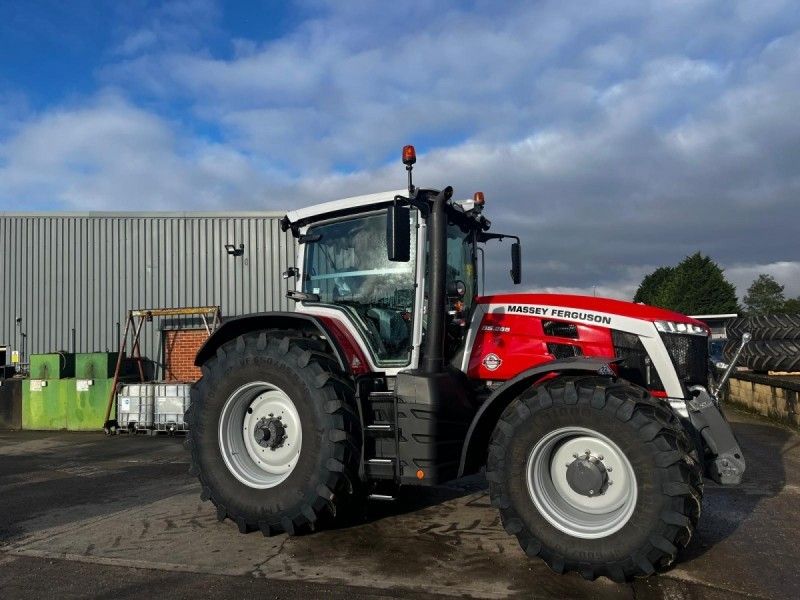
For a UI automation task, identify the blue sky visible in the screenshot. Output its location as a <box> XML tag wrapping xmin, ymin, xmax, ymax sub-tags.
<box><xmin>1</xmin><ymin>0</ymin><xmax>800</xmax><ymax>299</ymax></box>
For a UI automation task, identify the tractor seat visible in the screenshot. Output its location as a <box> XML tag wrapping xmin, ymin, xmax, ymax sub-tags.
<box><xmin>366</xmin><ymin>307</ymin><xmax>409</xmax><ymax>352</ymax></box>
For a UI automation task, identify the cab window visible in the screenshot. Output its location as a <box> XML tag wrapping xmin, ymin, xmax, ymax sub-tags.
<box><xmin>303</xmin><ymin>211</ymin><xmax>417</xmax><ymax>365</ymax></box>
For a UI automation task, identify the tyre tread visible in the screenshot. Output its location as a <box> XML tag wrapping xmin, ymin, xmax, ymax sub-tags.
<box><xmin>185</xmin><ymin>330</ymin><xmax>361</xmax><ymax>537</ymax></box>
<box><xmin>485</xmin><ymin>375</ymin><xmax>702</xmax><ymax>582</ymax></box>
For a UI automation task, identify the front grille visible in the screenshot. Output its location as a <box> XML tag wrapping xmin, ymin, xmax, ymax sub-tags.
<box><xmin>660</xmin><ymin>332</ymin><xmax>708</xmax><ymax>387</ymax></box>
<box><xmin>611</xmin><ymin>330</ymin><xmax>664</xmax><ymax>391</ymax></box>
<box><xmin>547</xmin><ymin>342</ymin><xmax>582</xmax><ymax>359</ymax></box>
<box><xmin>543</xmin><ymin>320</ymin><xmax>579</xmax><ymax>339</ymax></box>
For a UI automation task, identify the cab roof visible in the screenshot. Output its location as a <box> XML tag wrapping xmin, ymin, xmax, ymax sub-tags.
<box><xmin>284</xmin><ymin>189</ymin><xmax>406</xmax><ymax>228</ymax></box>
<box><xmin>283</xmin><ymin>188</ymin><xmax>478</xmax><ymax>231</ymax></box>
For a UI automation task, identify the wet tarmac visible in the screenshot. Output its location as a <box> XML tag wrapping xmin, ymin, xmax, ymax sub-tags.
<box><xmin>0</xmin><ymin>407</ymin><xmax>797</xmax><ymax>599</ymax></box>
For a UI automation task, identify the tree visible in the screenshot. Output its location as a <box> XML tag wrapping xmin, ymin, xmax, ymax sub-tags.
<box><xmin>633</xmin><ymin>266</ymin><xmax>674</xmax><ymax>305</ymax></box>
<box><xmin>743</xmin><ymin>274</ymin><xmax>785</xmax><ymax>315</ymax></box>
<box><xmin>783</xmin><ymin>296</ymin><xmax>800</xmax><ymax>314</ymax></box>
<box><xmin>633</xmin><ymin>253</ymin><xmax>739</xmax><ymax>314</ymax></box>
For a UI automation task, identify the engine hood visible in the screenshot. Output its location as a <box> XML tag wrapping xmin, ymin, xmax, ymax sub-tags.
<box><xmin>477</xmin><ymin>293</ymin><xmax>704</xmax><ymax>327</ymax></box>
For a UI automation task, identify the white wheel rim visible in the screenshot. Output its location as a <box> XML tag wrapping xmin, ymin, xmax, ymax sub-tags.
<box><xmin>218</xmin><ymin>381</ymin><xmax>302</xmax><ymax>489</ymax></box>
<box><xmin>526</xmin><ymin>426</ymin><xmax>637</xmax><ymax>539</ymax></box>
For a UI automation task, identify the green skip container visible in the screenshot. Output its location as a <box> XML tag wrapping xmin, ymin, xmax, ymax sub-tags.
<box><xmin>75</xmin><ymin>352</ymin><xmax>119</xmax><ymax>380</ymax></box>
<box><xmin>29</xmin><ymin>353</ymin><xmax>75</xmax><ymax>380</ymax></box>
<box><xmin>23</xmin><ymin>379</ymin><xmax>68</xmax><ymax>430</ymax></box>
<box><xmin>22</xmin><ymin>378</ymin><xmax>116</xmax><ymax>430</ymax></box>
<box><xmin>71</xmin><ymin>378</ymin><xmax>116</xmax><ymax>430</ymax></box>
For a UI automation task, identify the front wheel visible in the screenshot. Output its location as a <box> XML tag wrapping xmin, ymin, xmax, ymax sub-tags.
<box><xmin>486</xmin><ymin>376</ymin><xmax>702</xmax><ymax>582</ymax></box>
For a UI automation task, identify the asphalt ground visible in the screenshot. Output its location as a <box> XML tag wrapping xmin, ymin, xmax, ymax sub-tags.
<box><xmin>1</xmin><ymin>407</ymin><xmax>798</xmax><ymax>599</ymax></box>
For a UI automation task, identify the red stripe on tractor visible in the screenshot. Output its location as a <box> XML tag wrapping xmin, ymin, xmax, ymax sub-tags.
<box><xmin>317</xmin><ymin>316</ymin><xmax>372</xmax><ymax>375</ymax></box>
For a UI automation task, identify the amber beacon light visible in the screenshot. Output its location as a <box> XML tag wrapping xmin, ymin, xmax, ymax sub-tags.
<box><xmin>402</xmin><ymin>145</ymin><xmax>416</xmax><ymax>165</ymax></box>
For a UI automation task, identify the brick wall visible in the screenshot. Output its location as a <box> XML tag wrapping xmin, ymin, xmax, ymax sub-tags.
<box><xmin>163</xmin><ymin>329</ymin><xmax>209</xmax><ymax>382</ymax></box>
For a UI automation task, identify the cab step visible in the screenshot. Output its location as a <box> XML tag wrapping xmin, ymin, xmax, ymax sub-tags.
<box><xmin>365</xmin><ymin>457</ymin><xmax>395</xmax><ymax>479</ymax></box>
<box><xmin>366</xmin><ymin>423</ymin><xmax>392</xmax><ymax>432</ymax></box>
<box><xmin>361</xmin><ymin>388</ymin><xmax>400</xmax><ymax>482</ymax></box>
<box><xmin>367</xmin><ymin>493</ymin><xmax>396</xmax><ymax>501</ymax></box>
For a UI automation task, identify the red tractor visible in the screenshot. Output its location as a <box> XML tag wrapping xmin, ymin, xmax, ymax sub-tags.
<box><xmin>186</xmin><ymin>146</ymin><xmax>745</xmax><ymax>581</ymax></box>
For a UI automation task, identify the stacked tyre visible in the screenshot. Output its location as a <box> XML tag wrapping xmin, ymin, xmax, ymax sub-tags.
<box><xmin>725</xmin><ymin>314</ymin><xmax>800</xmax><ymax>372</ymax></box>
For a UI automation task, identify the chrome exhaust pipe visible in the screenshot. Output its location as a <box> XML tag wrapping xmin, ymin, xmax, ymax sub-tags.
<box><xmin>712</xmin><ymin>332</ymin><xmax>751</xmax><ymax>397</ymax></box>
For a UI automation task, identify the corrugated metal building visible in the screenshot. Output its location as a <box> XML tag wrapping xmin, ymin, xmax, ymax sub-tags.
<box><xmin>0</xmin><ymin>211</ymin><xmax>296</xmax><ymax>374</ymax></box>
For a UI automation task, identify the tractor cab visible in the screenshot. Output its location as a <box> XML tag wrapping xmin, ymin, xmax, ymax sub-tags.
<box><xmin>282</xmin><ymin>145</ymin><xmax>520</xmax><ymax>377</ymax></box>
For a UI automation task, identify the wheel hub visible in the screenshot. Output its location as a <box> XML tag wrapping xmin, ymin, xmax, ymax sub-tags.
<box><xmin>527</xmin><ymin>429</ymin><xmax>636</xmax><ymax>539</ymax></box>
<box><xmin>218</xmin><ymin>383</ymin><xmax>302</xmax><ymax>490</ymax></box>
<box><xmin>254</xmin><ymin>415</ymin><xmax>288</xmax><ymax>450</ymax></box>
<box><xmin>565</xmin><ymin>452</ymin><xmax>608</xmax><ymax>497</ymax></box>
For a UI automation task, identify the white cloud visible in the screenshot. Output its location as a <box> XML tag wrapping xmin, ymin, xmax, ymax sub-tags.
<box><xmin>117</xmin><ymin>29</ymin><xmax>158</xmax><ymax>56</ymax></box>
<box><xmin>1</xmin><ymin>1</ymin><xmax>799</xmax><ymax>300</ymax></box>
<box><xmin>0</xmin><ymin>93</ymin><xmax>275</xmax><ymax>211</ymax></box>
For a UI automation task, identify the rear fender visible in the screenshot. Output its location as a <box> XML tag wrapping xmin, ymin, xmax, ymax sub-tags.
<box><xmin>194</xmin><ymin>312</ymin><xmax>347</xmax><ymax>371</ymax></box>
<box><xmin>458</xmin><ymin>357</ymin><xmax>619</xmax><ymax>477</ymax></box>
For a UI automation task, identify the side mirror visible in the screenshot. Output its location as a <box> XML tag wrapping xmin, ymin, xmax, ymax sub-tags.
<box><xmin>510</xmin><ymin>242</ymin><xmax>521</xmax><ymax>284</ymax></box>
<box><xmin>387</xmin><ymin>204</ymin><xmax>411</xmax><ymax>262</ymax></box>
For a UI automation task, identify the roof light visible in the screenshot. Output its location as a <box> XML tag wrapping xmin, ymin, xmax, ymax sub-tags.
<box><xmin>402</xmin><ymin>145</ymin><xmax>416</xmax><ymax>165</ymax></box>
<box><xmin>473</xmin><ymin>192</ymin><xmax>485</xmax><ymax>206</ymax></box>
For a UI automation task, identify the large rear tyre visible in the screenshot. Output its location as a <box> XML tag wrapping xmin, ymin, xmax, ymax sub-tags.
<box><xmin>727</xmin><ymin>339</ymin><xmax>800</xmax><ymax>372</ymax></box>
<box><xmin>185</xmin><ymin>333</ymin><xmax>361</xmax><ymax>535</ymax></box>
<box><xmin>486</xmin><ymin>375</ymin><xmax>702</xmax><ymax>582</ymax></box>
<box><xmin>727</xmin><ymin>314</ymin><xmax>800</xmax><ymax>341</ymax></box>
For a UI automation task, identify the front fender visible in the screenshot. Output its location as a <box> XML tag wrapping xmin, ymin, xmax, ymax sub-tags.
<box><xmin>194</xmin><ymin>312</ymin><xmax>346</xmax><ymax>371</ymax></box>
<box><xmin>457</xmin><ymin>357</ymin><xmax>618</xmax><ymax>477</ymax></box>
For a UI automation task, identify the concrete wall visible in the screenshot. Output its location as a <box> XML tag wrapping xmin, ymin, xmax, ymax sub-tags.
<box><xmin>726</xmin><ymin>373</ymin><xmax>800</xmax><ymax>427</ymax></box>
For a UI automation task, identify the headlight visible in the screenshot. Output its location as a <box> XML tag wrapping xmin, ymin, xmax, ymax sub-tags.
<box><xmin>654</xmin><ymin>320</ymin><xmax>707</xmax><ymax>336</ymax></box>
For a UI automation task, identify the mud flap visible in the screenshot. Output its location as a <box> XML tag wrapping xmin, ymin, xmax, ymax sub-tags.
<box><xmin>687</xmin><ymin>389</ymin><xmax>745</xmax><ymax>485</ymax></box>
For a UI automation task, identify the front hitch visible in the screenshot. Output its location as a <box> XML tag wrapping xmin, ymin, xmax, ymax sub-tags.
<box><xmin>711</xmin><ymin>332</ymin><xmax>751</xmax><ymax>396</ymax></box>
<box><xmin>687</xmin><ymin>386</ymin><xmax>746</xmax><ymax>485</ymax></box>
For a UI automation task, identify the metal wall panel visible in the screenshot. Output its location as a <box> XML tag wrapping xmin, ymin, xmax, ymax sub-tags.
<box><xmin>0</xmin><ymin>212</ymin><xmax>296</xmax><ymax>372</ymax></box>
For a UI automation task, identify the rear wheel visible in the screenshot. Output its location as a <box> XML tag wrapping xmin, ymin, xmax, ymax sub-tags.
<box><xmin>185</xmin><ymin>332</ymin><xmax>361</xmax><ymax>535</ymax></box>
<box><xmin>487</xmin><ymin>375</ymin><xmax>702</xmax><ymax>581</ymax></box>
<box><xmin>737</xmin><ymin>340</ymin><xmax>800</xmax><ymax>372</ymax></box>
<box><xmin>727</xmin><ymin>314</ymin><xmax>800</xmax><ymax>341</ymax></box>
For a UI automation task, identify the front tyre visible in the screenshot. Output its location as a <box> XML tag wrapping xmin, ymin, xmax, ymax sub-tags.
<box><xmin>487</xmin><ymin>376</ymin><xmax>702</xmax><ymax>582</ymax></box>
<box><xmin>185</xmin><ymin>333</ymin><xmax>361</xmax><ymax>536</ymax></box>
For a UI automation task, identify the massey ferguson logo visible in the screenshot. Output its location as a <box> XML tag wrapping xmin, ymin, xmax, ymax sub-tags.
<box><xmin>482</xmin><ymin>353</ymin><xmax>502</xmax><ymax>371</ymax></box>
<box><xmin>506</xmin><ymin>305</ymin><xmax>612</xmax><ymax>326</ymax></box>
